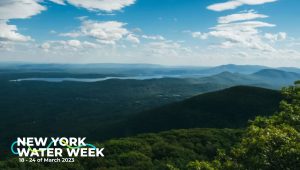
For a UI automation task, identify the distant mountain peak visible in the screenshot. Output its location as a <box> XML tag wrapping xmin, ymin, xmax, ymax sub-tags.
<box><xmin>253</xmin><ymin>69</ymin><xmax>299</xmax><ymax>77</ymax></box>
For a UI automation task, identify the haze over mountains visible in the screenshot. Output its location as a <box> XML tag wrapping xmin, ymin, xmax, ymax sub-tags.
<box><xmin>1</xmin><ymin>63</ymin><xmax>300</xmax><ymax>89</ymax></box>
<box><xmin>1</xmin><ymin>63</ymin><xmax>300</xmax><ymax>75</ymax></box>
<box><xmin>196</xmin><ymin>69</ymin><xmax>300</xmax><ymax>89</ymax></box>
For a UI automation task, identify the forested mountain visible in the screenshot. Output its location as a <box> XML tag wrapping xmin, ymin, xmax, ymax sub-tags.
<box><xmin>2</xmin><ymin>83</ymin><xmax>299</xmax><ymax>170</ymax></box>
<box><xmin>94</xmin><ymin>86</ymin><xmax>282</xmax><ymax>139</ymax></box>
<box><xmin>1</xmin><ymin>128</ymin><xmax>242</xmax><ymax>170</ymax></box>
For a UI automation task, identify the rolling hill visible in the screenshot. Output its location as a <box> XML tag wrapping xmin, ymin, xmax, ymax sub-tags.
<box><xmin>199</xmin><ymin>64</ymin><xmax>269</xmax><ymax>75</ymax></box>
<box><xmin>252</xmin><ymin>69</ymin><xmax>300</xmax><ymax>87</ymax></box>
<box><xmin>95</xmin><ymin>86</ymin><xmax>282</xmax><ymax>139</ymax></box>
<box><xmin>194</xmin><ymin>69</ymin><xmax>300</xmax><ymax>89</ymax></box>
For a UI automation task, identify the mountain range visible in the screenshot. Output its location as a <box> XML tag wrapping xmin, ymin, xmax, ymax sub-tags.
<box><xmin>1</xmin><ymin>63</ymin><xmax>300</xmax><ymax>76</ymax></box>
<box><xmin>179</xmin><ymin>68</ymin><xmax>300</xmax><ymax>90</ymax></box>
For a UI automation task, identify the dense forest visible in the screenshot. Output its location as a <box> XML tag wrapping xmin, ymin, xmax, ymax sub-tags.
<box><xmin>187</xmin><ymin>81</ymin><xmax>300</xmax><ymax>170</ymax></box>
<box><xmin>95</xmin><ymin>86</ymin><xmax>282</xmax><ymax>139</ymax></box>
<box><xmin>1</xmin><ymin>82</ymin><xmax>299</xmax><ymax>169</ymax></box>
<box><xmin>0</xmin><ymin>72</ymin><xmax>229</xmax><ymax>154</ymax></box>
<box><xmin>0</xmin><ymin>69</ymin><xmax>299</xmax><ymax>169</ymax></box>
<box><xmin>0</xmin><ymin>72</ymin><xmax>281</xmax><ymax>155</ymax></box>
<box><xmin>1</xmin><ymin>129</ymin><xmax>242</xmax><ymax>170</ymax></box>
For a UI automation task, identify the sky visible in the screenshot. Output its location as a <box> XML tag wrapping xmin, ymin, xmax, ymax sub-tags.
<box><xmin>0</xmin><ymin>0</ymin><xmax>300</xmax><ymax>67</ymax></box>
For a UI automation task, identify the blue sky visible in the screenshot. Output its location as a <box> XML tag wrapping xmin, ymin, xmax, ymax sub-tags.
<box><xmin>0</xmin><ymin>0</ymin><xmax>299</xmax><ymax>67</ymax></box>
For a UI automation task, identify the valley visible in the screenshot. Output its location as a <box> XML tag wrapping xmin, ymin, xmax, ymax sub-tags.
<box><xmin>0</xmin><ymin>64</ymin><xmax>299</xmax><ymax>169</ymax></box>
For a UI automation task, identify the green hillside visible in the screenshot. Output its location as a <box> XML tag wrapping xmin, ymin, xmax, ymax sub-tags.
<box><xmin>1</xmin><ymin>83</ymin><xmax>299</xmax><ymax>170</ymax></box>
<box><xmin>252</xmin><ymin>69</ymin><xmax>300</xmax><ymax>87</ymax></box>
<box><xmin>100</xmin><ymin>86</ymin><xmax>282</xmax><ymax>139</ymax></box>
<box><xmin>1</xmin><ymin>128</ymin><xmax>242</xmax><ymax>170</ymax></box>
<box><xmin>0</xmin><ymin>73</ymin><xmax>232</xmax><ymax>156</ymax></box>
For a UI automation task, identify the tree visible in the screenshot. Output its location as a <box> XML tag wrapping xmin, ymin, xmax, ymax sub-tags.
<box><xmin>191</xmin><ymin>82</ymin><xmax>300</xmax><ymax>170</ymax></box>
<box><xmin>187</xmin><ymin>160</ymin><xmax>215</xmax><ymax>170</ymax></box>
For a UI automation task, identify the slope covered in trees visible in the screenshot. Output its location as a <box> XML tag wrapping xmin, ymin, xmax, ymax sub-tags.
<box><xmin>188</xmin><ymin>82</ymin><xmax>300</xmax><ymax>170</ymax></box>
<box><xmin>1</xmin><ymin>129</ymin><xmax>242</xmax><ymax>170</ymax></box>
<box><xmin>98</xmin><ymin>86</ymin><xmax>282</xmax><ymax>139</ymax></box>
<box><xmin>1</xmin><ymin>83</ymin><xmax>299</xmax><ymax>169</ymax></box>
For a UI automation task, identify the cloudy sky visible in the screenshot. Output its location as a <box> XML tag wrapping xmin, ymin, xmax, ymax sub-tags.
<box><xmin>0</xmin><ymin>0</ymin><xmax>299</xmax><ymax>67</ymax></box>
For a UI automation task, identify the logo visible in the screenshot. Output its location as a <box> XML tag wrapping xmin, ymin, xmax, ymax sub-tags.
<box><xmin>11</xmin><ymin>137</ymin><xmax>104</xmax><ymax>163</ymax></box>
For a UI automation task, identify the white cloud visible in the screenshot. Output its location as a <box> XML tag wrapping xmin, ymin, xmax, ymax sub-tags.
<box><xmin>218</xmin><ymin>41</ymin><xmax>235</xmax><ymax>49</ymax></box>
<box><xmin>238</xmin><ymin>0</ymin><xmax>277</xmax><ymax>5</ymax></box>
<box><xmin>97</xmin><ymin>12</ymin><xmax>116</xmax><ymax>16</ymax></box>
<box><xmin>82</xmin><ymin>41</ymin><xmax>97</xmax><ymax>48</ymax></box>
<box><xmin>192</xmin><ymin>5</ymin><xmax>280</xmax><ymax>52</ymax></box>
<box><xmin>76</xmin><ymin>16</ymin><xmax>88</xmax><ymax>21</ymax></box>
<box><xmin>60</xmin><ymin>20</ymin><xmax>136</xmax><ymax>45</ymax></box>
<box><xmin>81</xmin><ymin>20</ymin><xmax>129</xmax><ymax>44</ymax></box>
<box><xmin>192</xmin><ymin>20</ymin><xmax>277</xmax><ymax>52</ymax></box>
<box><xmin>49</xmin><ymin>0</ymin><xmax>66</xmax><ymax>5</ymax></box>
<box><xmin>0</xmin><ymin>0</ymin><xmax>46</xmax><ymax>20</ymax></box>
<box><xmin>208</xmin><ymin>1</ymin><xmax>242</xmax><ymax>12</ymax></box>
<box><xmin>218</xmin><ymin>10</ymin><xmax>268</xmax><ymax>24</ymax></box>
<box><xmin>145</xmin><ymin>41</ymin><xmax>189</xmax><ymax>57</ymax></box>
<box><xmin>0</xmin><ymin>0</ymin><xmax>46</xmax><ymax>45</ymax></box>
<box><xmin>288</xmin><ymin>41</ymin><xmax>300</xmax><ymax>47</ymax></box>
<box><xmin>65</xmin><ymin>0</ymin><xmax>135</xmax><ymax>12</ymax></box>
<box><xmin>207</xmin><ymin>0</ymin><xmax>277</xmax><ymax>12</ymax></box>
<box><xmin>0</xmin><ymin>0</ymin><xmax>136</xmax><ymax>51</ymax></box>
<box><xmin>0</xmin><ymin>21</ymin><xmax>31</xmax><ymax>42</ymax></box>
<box><xmin>40</xmin><ymin>42</ymin><xmax>51</xmax><ymax>52</ymax></box>
<box><xmin>126</xmin><ymin>34</ymin><xmax>140</xmax><ymax>44</ymax></box>
<box><xmin>0</xmin><ymin>41</ymin><xmax>13</xmax><ymax>50</ymax></box>
<box><xmin>67</xmin><ymin>39</ymin><xmax>81</xmax><ymax>48</ymax></box>
<box><xmin>142</xmin><ymin>35</ymin><xmax>165</xmax><ymax>41</ymax></box>
<box><xmin>59</xmin><ymin>32</ymin><xmax>81</xmax><ymax>38</ymax></box>
<box><xmin>209</xmin><ymin>21</ymin><xmax>276</xmax><ymax>51</ymax></box>
<box><xmin>203</xmin><ymin>0</ymin><xmax>288</xmax><ymax>54</ymax></box>
<box><xmin>264</xmin><ymin>32</ymin><xmax>287</xmax><ymax>42</ymax></box>
<box><xmin>191</xmin><ymin>32</ymin><xmax>208</xmax><ymax>40</ymax></box>
<box><xmin>148</xmin><ymin>41</ymin><xmax>181</xmax><ymax>50</ymax></box>
<box><xmin>236</xmin><ymin>51</ymin><xmax>249</xmax><ymax>57</ymax></box>
<box><xmin>41</xmin><ymin>42</ymin><xmax>51</xmax><ymax>49</ymax></box>
<box><xmin>41</xmin><ymin>40</ymin><xmax>98</xmax><ymax>52</ymax></box>
<box><xmin>0</xmin><ymin>0</ymin><xmax>136</xmax><ymax>49</ymax></box>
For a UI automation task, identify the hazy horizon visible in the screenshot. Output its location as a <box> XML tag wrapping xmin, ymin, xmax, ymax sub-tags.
<box><xmin>1</xmin><ymin>61</ymin><xmax>300</xmax><ymax>69</ymax></box>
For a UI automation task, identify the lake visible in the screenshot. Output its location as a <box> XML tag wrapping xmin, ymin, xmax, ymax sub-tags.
<box><xmin>10</xmin><ymin>76</ymin><xmax>177</xmax><ymax>82</ymax></box>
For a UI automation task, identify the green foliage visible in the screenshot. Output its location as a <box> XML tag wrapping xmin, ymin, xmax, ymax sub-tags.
<box><xmin>0</xmin><ymin>77</ymin><xmax>279</xmax><ymax>158</ymax></box>
<box><xmin>0</xmin><ymin>129</ymin><xmax>241</xmax><ymax>170</ymax></box>
<box><xmin>115</xmin><ymin>86</ymin><xmax>281</xmax><ymax>136</ymax></box>
<box><xmin>166</xmin><ymin>164</ymin><xmax>180</xmax><ymax>170</ymax></box>
<box><xmin>187</xmin><ymin>161</ymin><xmax>215</xmax><ymax>170</ymax></box>
<box><xmin>0</xmin><ymin>71</ymin><xmax>297</xmax><ymax>169</ymax></box>
<box><xmin>0</xmin><ymin>72</ymin><xmax>229</xmax><ymax>157</ymax></box>
<box><xmin>192</xmin><ymin>82</ymin><xmax>300</xmax><ymax>170</ymax></box>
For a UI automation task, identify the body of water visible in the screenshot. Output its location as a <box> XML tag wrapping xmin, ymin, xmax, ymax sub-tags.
<box><xmin>10</xmin><ymin>76</ymin><xmax>176</xmax><ymax>83</ymax></box>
